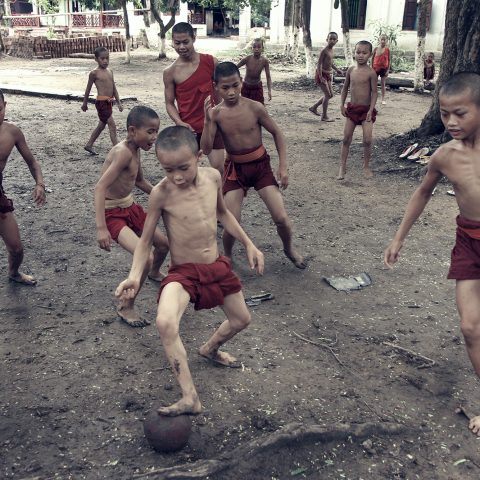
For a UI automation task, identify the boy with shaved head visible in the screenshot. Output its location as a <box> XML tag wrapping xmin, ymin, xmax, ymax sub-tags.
<box><xmin>384</xmin><ymin>72</ymin><xmax>480</xmax><ymax>435</ymax></box>
<box><xmin>95</xmin><ymin>106</ymin><xmax>169</xmax><ymax>327</ymax></box>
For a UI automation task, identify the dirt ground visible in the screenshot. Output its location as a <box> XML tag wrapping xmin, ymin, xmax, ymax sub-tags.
<box><xmin>1</xmin><ymin>41</ymin><xmax>480</xmax><ymax>480</ymax></box>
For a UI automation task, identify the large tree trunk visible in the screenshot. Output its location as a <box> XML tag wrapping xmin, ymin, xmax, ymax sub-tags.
<box><xmin>417</xmin><ymin>0</ymin><xmax>480</xmax><ymax>137</ymax></box>
<box><xmin>339</xmin><ymin>0</ymin><xmax>354</xmax><ymax>66</ymax></box>
<box><xmin>0</xmin><ymin>13</ymin><xmax>4</xmax><ymax>53</ymax></box>
<box><xmin>301</xmin><ymin>0</ymin><xmax>314</xmax><ymax>76</ymax></box>
<box><xmin>122</xmin><ymin>0</ymin><xmax>131</xmax><ymax>64</ymax></box>
<box><xmin>151</xmin><ymin>0</ymin><xmax>176</xmax><ymax>59</ymax></box>
<box><xmin>284</xmin><ymin>0</ymin><xmax>293</xmax><ymax>58</ymax></box>
<box><xmin>292</xmin><ymin>0</ymin><xmax>301</xmax><ymax>59</ymax></box>
<box><xmin>414</xmin><ymin>0</ymin><xmax>429</xmax><ymax>92</ymax></box>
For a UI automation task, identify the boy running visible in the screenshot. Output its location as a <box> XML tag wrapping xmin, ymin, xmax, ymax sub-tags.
<box><xmin>0</xmin><ymin>90</ymin><xmax>46</xmax><ymax>285</ymax></box>
<box><xmin>309</xmin><ymin>32</ymin><xmax>343</xmax><ymax>121</ymax></box>
<box><xmin>338</xmin><ymin>40</ymin><xmax>378</xmax><ymax>180</ymax></box>
<box><xmin>116</xmin><ymin>126</ymin><xmax>264</xmax><ymax>416</ymax></box>
<box><xmin>81</xmin><ymin>46</ymin><xmax>123</xmax><ymax>155</ymax></box>
<box><xmin>384</xmin><ymin>72</ymin><xmax>480</xmax><ymax>435</ymax></box>
<box><xmin>201</xmin><ymin>62</ymin><xmax>306</xmax><ymax>269</ymax></box>
<box><xmin>372</xmin><ymin>35</ymin><xmax>391</xmax><ymax>105</ymax></box>
<box><xmin>95</xmin><ymin>106</ymin><xmax>168</xmax><ymax>327</ymax></box>
<box><xmin>237</xmin><ymin>38</ymin><xmax>272</xmax><ymax>105</ymax></box>
<box><xmin>163</xmin><ymin>22</ymin><xmax>224</xmax><ymax>171</ymax></box>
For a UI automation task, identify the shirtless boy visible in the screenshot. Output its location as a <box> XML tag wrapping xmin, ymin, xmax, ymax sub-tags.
<box><xmin>115</xmin><ymin>126</ymin><xmax>264</xmax><ymax>415</ymax></box>
<box><xmin>237</xmin><ymin>38</ymin><xmax>272</xmax><ymax>105</ymax></box>
<box><xmin>95</xmin><ymin>106</ymin><xmax>168</xmax><ymax>327</ymax></box>
<box><xmin>163</xmin><ymin>22</ymin><xmax>224</xmax><ymax>171</ymax></box>
<box><xmin>338</xmin><ymin>41</ymin><xmax>378</xmax><ymax>180</ymax></box>
<box><xmin>309</xmin><ymin>32</ymin><xmax>343</xmax><ymax>121</ymax></box>
<box><xmin>424</xmin><ymin>52</ymin><xmax>435</xmax><ymax>86</ymax></box>
<box><xmin>384</xmin><ymin>72</ymin><xmax>480</xmax><ymax>435</ymax></box>
<box><xmin>372</xmin><ymin>35</ymin><xmax>390</xmax><ymax>105</ymax></box>
<box><xmin>82</xmin><ymin>46</ymin><xmax>123</xmax><ymax>156</ymax></box>
<box><xmin>0</xmin><ymin>90</ymin><xmax>46</xmax><ymax>285</ymax></box>
<box><xmin>201</xmin><ymin>62</ymin><xmax>306</xmax><ymax>269</ymax></box>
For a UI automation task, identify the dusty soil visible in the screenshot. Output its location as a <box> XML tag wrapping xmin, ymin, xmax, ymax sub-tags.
<box><xmin>1</xmin><ymin>42</ymin><xmax>479</xmax><ymax>480</ymax></box>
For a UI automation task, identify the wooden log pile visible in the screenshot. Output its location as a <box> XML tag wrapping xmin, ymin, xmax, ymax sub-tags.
<box><xmin>6</xmin><ymin>34</ymin><xmax>125</xmax><ymax>59</ymax></box>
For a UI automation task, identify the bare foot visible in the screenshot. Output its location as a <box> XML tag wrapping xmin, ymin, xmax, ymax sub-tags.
<box><xmin>337</xmin><ymin>166</ymin><xmax>346</xmax><ymax>180</ymax></box>
<box><xmin>148</xmin><ymin>271</ymin><xmax>165</xmax><ymax>282</ymax></box>
<box><xmin>9</xmin><ymin>272</ymin><xmax>37</xmax><ymax>286</ymax></box>
<box><xmin>469</xmin><ymin>416</ymin><xmax>480</xmax><ymax>436</ymax></box>
<box><xmin>321</xmin><ymin>116</ymin><xmax>335</xmax><ymax>122</ymax></box>
<box><xmin>199</xmin><ymin>346</ymin><xmax>241</xmax><ymax>368</ymax></box>
<box><xmin>84</xmin><ymin>145</ymin><xmax>98</xmax><ymax>156</ymax></box>
<box><xmin>308</xmin><ymin>106</ymin><xmax>321</xmax><ymax>116</ymax></box>
<box><xmin>364</xmin><ymin>168</ymin><xmax>374</xmax><ymax>179</ymax></box>
<box><xmin>283</xmin><ymin>249</ymin><xmax>307</xmax><ymax>269</ymax></box>
<box><xmin>157</xmin><ymin>397</ymin><xmax>202</xmax><ymax>416</ymax></box>
<box><xmin>117</xmin><ymin>303</ymin><xmax>150</xmax><ymax>327</ymax></box>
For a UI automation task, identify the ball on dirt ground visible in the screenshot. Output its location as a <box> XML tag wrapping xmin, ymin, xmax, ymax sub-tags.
<box><xmin>143</xmin><ymin>411</ymin><xmax>192</xmax><ymax>453</ymax></box>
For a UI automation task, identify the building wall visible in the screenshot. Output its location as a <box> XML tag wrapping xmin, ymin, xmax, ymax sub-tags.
<box><xmin>269</xmin><ymin>0</ymin><xmax>447</xmax><ymax>52</ymax></box>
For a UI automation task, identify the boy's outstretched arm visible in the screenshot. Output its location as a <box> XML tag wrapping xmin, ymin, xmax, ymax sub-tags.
<box><xmin>236</xmin><ymin>56</ymin><xmax>248</xmax><ymax>68</ymax></box>
<box><xmin>116</xmin><ymin>187</ymin><xmax>164</xmax><ymax>298</ymax></box>
<box><xmin>200</xmin><ymin>95</ymin><xmax>218</xmax><ymax>155</ymax></box>
<box><xmin>82</xmin><ymin>71</ymin><xmax>95</xmax><ymax>112</ymax></box>
<box><xmin>216</xmin><ymin>175</ymin><xmax>264</xmax><ymax>274</ymax></box>
<box><xmin>15</xmin><ymin>128</ymin><xmax>46</xmax><ymax>206</ymax></box>
<box><xmin>384</xmin><ymin>158</ymin><xmax>443</xmax><ymax>268</ymax></box>
<box><xmin>265</xmin><ymin>59</ymin><xmax>272</xmax><ymax>101</ymax></box>
<box><xmin>257</xmin><ymin>105</ymin><xmax>288</xmax><ymax>189</ymax></box>
<box><xmin>366</xmin><ymin>71</ymin><xmax>378</xmax><ymax>121</ymax></box>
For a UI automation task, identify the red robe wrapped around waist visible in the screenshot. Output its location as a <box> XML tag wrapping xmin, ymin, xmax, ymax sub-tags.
<box><xmin>457</xmin><ymin>215</ymin><xmax>480</xmax><ymax>240</ymax></box>
<box><xmin>224</xmin><ymin>145</ymin><xmax>267</xmax><ymax>183</ymax></box>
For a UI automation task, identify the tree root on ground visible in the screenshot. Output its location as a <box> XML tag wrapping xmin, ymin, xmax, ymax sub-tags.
<box><xmin>133</xmin><ymin>421</ymin><xmax>411</xmax><ymax>479</ymax></box>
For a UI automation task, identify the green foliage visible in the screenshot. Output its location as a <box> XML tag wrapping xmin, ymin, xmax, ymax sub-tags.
<box><xmin>390</xmin><ymin>53</ymin><xmax>415</xmax><ymax>73</ymax></box>
<box><xmin>369</xmin><ymin>19</ymin><xmax>401</xmax><ymax>48</ymax></box>
<box><xmin>251</xmin><ymin>0</ymin><xmax>271</xmax><ymax>27</ymax></box>
<box><xmin>29</xmin><ymin>0</ymin><xmax>59</xmax><ymax>14</ymax></box>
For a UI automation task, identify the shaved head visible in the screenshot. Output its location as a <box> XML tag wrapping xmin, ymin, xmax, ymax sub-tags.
<box><xmin>440</xmin><ymin>72</ymin><xmax>480</xmax><ymax>105</ymax></box>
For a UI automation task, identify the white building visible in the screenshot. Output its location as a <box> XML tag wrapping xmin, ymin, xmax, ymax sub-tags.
<box><xmin>269</xmin><ymin>0</ymin><xmax>447</xmax><ymax>51</ymax></box>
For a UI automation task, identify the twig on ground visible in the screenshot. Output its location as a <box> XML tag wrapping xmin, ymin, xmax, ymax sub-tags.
<box><xmin>383</xmin><ymin>341</ymin><xmax>436</xmax><ymax>368</ymax></box>
<box><xmin>293</xmin><ymin>331</ymin><xmax>345</xmax><ymax>367</ymax></box>
<box><xmin>133</xmin><ymin>421</ymin><xmax>411</xmax><ymax>479</ymax></box>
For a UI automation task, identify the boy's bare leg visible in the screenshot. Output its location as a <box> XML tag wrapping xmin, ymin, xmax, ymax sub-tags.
<box><xmin>457</xmin><ymin>280</ymin><xmax>480</xmax><ymax>435</ymax></box>
<box><xmin>106</xmin><ymin>116</ymin><xmax>119</xmax><ymax>145</ymax></box>
<box><xmin>150</xmin><ymin>229</ymin><xmax>169</xmax><ymax>281</ymax></box>
<box><xmin>116</xmin><ymin>227</ymin><xmax>153</xmax><ymax>327</ymax></box>
<box><xmin>258</xmin><ymin>185</ymin><xmax>306</xmax><ymax>269</ymax></box>
<box><xmin>1</xmin><ymin>213</ymin><xmax>36</xmax><ymax>285</ymax></box>
<box><xmin>361</xmin><ymin>120</ymin><xmax>374</xmax><ymax>178</ymax></box>
<box><xmin>338</xmin><ymin>119</ymin><xmax>356</xmax><ymax>180</ymax></box>
<box><xmin>199</xmin><ymin>290</ymin><xmax>251</xmax><ymax>366</ymax></box>
<box><xmin>84</xmin><ymin>121</ymin><xmax>106</xmax><ymax>155</ymax></box>
<box><xmin>309</xmin><ymin>97</ymin><xmax>323</xmax><ymax>116</ymax></box>
<box><xmin>156</xmin><ymin>282</ymin><xmax>202</xmax><ymax>416</ymax></box>
<box><xmin>321</xmin><ymin>82</ymin><xmax>335</xmax><ymax>122</ymax></box>
<box><xmin>207</xmin><ymin>149</ymin><xmax>225</xmax><ymax>174</ymax></box>
<box><xmin>222</xmin><ymin>189</ymin><xmax>245</xmax><ymax>257</ymax></box>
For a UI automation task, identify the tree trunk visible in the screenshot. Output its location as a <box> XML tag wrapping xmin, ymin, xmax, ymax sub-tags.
<box><xmin>339</xmin><ymin>0</ymin><xmax>354</xmax><ymax>66</ymax></box>
<box><xmin>284</xmin><ymin>0</ymin><xmax>293</xmax><ymax>58</ymax></box>
<box><xmin>0</xmin><ymin>13</ymin><xmax>4</xmax><ymax>53</ymax></box>
<box><xmin>151</xmin><ymin>1</ymin><xmax>176</xmax><ymax>59</ymax></box>
<box><xmin>417</xmin><ymin>0</ymin><xmax>480</xmax><ymax>137</ymax></box>
<box><xmin>292</xmin><ymin>0</ymin><xmax>301</xmax><ymax>59</ymax></box>
<box><xmin>122</xmin><ymin>0</ymin><xmax>131</xmax><ymax>64</ymax></box>
<box><xmin>414</xmin><ymin>0</ymin><xmax>428</xmax><ymax>92</ymax></box>
<box><xmin>301</xmin><ymin>0</ymin><xmax>313</xmax><ymax>76</ymax></box>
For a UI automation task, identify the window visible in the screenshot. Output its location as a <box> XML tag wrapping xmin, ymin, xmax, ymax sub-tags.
<box><xmin>403</xmin><ymin>0</ymin><xmax>432</xmax><ymax>31</ymax></box>
<box><xmin>348</xmin><ymin>0</ymin><xmax>367</xmax><ymax>30</ymax></box>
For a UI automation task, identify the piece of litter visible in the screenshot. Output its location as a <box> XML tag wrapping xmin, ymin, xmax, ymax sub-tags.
<box><xmin>245</xmin><ymin>292</ymin><xmax>274</xmax><ymax>307</ymax></box>
<box><xmin>324</xmin><ymin>272</ymin><xmax>372</xmax><ymax>291</ymax></box>
<box><xmin>446</xmin><ymin>190</ymin><xmax>455</xmax><ymax>196</ymax></box>
<box><xmin>453</xmin><ymin>458</ymin><xmax>468</xmax><ymax>466</ymax></box>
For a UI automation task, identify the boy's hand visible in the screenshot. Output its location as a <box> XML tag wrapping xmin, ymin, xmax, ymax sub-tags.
<box><xmin>384</xmin><ymin>239</ymin><xmax>404</xmax><ymax>269</ymax></box>
<box><xmin>277</xmin><ymin>168</ymin><xmax>289</xmax><ymax>189</ymax></box>
<box><xmin>118</xmin><ymin>102</ymin><xmax>124</xmax><ymax>112</ymax></box>
<box><xmin>81</xmin><ymin>103</ymin><xmax>88</xmax><ymax>112</ymax></box>
<box><xmin>268</xmin><ymin>92</ymin><xmax>272</xmax><ymax>101</ymax></box>
<box><xmin>246</xmin><ymin>244</ymin><xmax>264</xmax><ymax>275</ymax></box>
<box><xmin>115</xmin><ymin>278</ymin><xmax>140</xmax><ymax>300</ymax></box>
<box><xmin>341</xmin><ymin>105</ymin><xmax>347</xmax><ymax>117</ymax></box>
<box><xmin>177</xmin><ymin>120</ymin><xmax>195</xmax><ymax>132</ymax></box>
<box><xmin>320</xmin><ymin>76</ymin><xmax>327</xmax><ymax>85</ymax></box>
<box><xmin>97</xmin><ymin>227</ymin><xmax>113</xmax><ymax>251</ymax></box>
<box><xmin>366</xmin><ymin>110</ymin><xmax>373</xmax><ymax>122</ymax></box>
<box><xmin>204</xmin><ymin>95</ymin><xmax>217</xmax><ymax>123</ymax></box>
<box><xmin>33</xmin><ymin>184</ymin><xmax>46</xmax><ymax>206</ymax></box>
